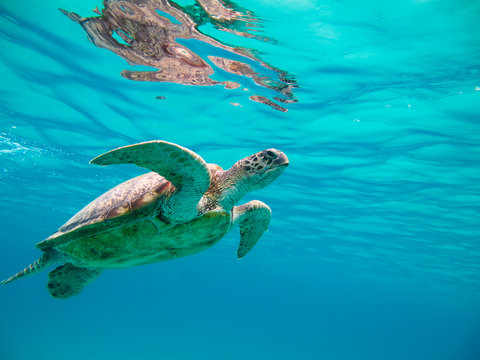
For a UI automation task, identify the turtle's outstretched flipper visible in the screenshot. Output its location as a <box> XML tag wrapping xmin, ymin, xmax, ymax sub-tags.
<box><xmin>89</xmin><ymin>140</ymin><xmax>211</xmax><ymax>223</ymax></box>
<box><xmin>232</xmin><ymin>200</ymin><xmax>272</xmax><ymax>259</ymax></box>
<box><xmin>1</xmin><ymin>250</ymin><xmax>59</xmax><ymax>286</ymax></box>
<box><xmin>47</xmin><ymin>263</ymin><xmax>101</xmax><ymax>299</ymax></box>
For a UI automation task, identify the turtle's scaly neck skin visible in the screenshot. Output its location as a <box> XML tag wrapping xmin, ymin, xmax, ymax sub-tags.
<box><xmin>208</xmin><ymin>165</ymin><xmax>251</xmax><ymax>211</ymax></box>
<box><xmin>199</xmin><ymin>149</ymin><xmax>289</xmax><ymax>213</ymax></box>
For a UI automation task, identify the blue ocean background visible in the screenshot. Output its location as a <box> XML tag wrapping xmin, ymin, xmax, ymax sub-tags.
<box><xmin>1</xmin><ymin>0</ymin><xmax>480</xmax><ymax>359</ymax></box>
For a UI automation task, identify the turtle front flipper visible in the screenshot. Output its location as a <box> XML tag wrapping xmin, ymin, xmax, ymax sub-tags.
<box><xmin>47</xmin><ymin>264</ymin><xmax>101</xmax><ymax>299</ymax></box>
<box><xmin>232</xmin><ymin>200</ymin><xmax>272</xmax><ymax>259</ymax></box>
<box><xmin>90</xmin><ymin>140</ymin><xmax>211</xmax><ymax>223</ymax></box>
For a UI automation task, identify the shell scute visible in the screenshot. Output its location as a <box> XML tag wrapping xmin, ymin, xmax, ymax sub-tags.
<box><xmin>36</xmin><ymin>172</ymin><xmax>172</xmax><ymax>250</ymax></box>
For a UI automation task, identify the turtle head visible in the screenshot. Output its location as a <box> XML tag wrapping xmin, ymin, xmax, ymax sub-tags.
<box><xmin>211</xmin><ymin>148</ymin><xmax>288</xmax><ymax>210</ymax></box>
<box><xmin>236</xmin><ymin>148</ymin><xmax>289</xmax><ymax>190</ymax></box>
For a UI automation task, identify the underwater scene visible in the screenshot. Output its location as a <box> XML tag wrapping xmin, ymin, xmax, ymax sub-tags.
<box><xmin>1</xmin><ymin>0</ymin><xmax>479</xmax><ymax>359</ymax></box>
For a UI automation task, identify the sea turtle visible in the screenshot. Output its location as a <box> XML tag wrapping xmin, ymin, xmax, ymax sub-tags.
<box><xmin>1</xmin><ymin>140</ymin><xmax>288</xmax><ymax>299</ymax></box>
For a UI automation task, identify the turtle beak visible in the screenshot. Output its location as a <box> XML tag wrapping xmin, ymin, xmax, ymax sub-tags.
<box><xmin>274</xmin><ymin>151</ymin><xmax>289</xmax><ymax>168</ymax></box>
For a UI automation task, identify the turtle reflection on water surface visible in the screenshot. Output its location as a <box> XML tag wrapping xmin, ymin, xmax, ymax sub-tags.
<box><xmin>60</xmin><ymin>0</ymin><xmax>297</xmax><ymax>111</ymax></box>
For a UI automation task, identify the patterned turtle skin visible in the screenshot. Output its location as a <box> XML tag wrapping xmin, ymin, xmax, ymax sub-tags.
<box><xmin>1</xmin><ymin>141</ymin><xmax>289</xmax><ymax>298</ymax></box>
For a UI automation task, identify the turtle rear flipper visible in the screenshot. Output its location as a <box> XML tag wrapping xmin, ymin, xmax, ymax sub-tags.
<box><xmin>48</xmin><ymin>264</ymin><xmax>101</xmax><ymax>299</ymax></box>
<box><xmin>89</xmin><ymin>140</ymin><xmax>211</xmax><ymax>223</ymax></box>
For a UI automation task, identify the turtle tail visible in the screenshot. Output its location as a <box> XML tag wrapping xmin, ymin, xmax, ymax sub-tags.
<box><xmin>1</xmin><ymin>250</ymin><xmax>59</xmax><ymax>286</ymax></box>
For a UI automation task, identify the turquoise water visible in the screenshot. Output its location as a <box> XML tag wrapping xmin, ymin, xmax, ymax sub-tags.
<box><xmin>1</xmin><ymin>0</ymin><xmax>480</xmax><ymax>359</ymax></box>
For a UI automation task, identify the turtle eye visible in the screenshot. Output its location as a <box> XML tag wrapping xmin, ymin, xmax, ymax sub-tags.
<box><xmin>266</xmin><ymin>150</ymin><xmax>277</xmax><ymax>159</ymax></box>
